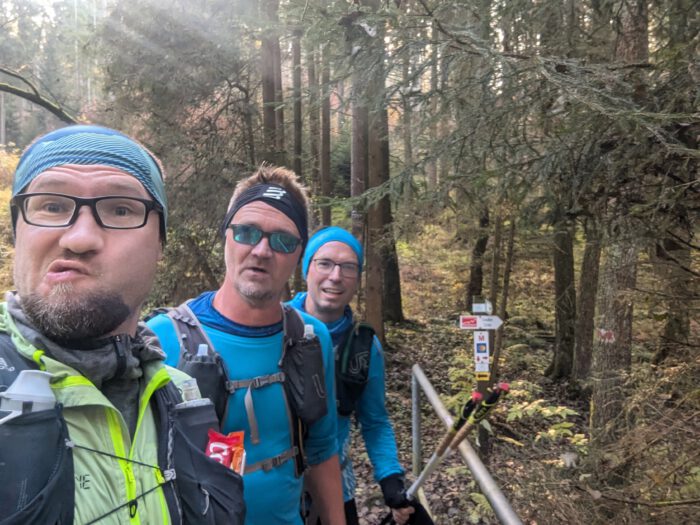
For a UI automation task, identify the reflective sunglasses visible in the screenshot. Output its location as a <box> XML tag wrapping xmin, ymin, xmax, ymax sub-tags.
<box><xmin>229</xmin><ymin>223</ymin><xmax>301</xmax><ymax>254</ymax></box>
<box><xmin>11</xmin><ymin>192</ymin><xmax>162</xmax><ymax>229</ymax></box>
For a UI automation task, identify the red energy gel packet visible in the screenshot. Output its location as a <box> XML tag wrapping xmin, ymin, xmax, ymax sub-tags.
<box><xmin>205</xmin><ymin>429</ymin><xmax>236</xmax><ymax>467</ymax></box>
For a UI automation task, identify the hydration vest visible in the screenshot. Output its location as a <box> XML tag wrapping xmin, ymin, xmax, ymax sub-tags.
<box><xmin>153</xmin><ymin>302</ymin><xmax>328</xmax><ymax>477</ymax></box>
<box><xmin>335</xmin><ymin>322</ymin><xmax>374</xmax><ymax>417</ymax></box>
<box><xmin>0</xmin><ymin>332</ymin><xmax>245</xmax><ymax>525</ymax></box>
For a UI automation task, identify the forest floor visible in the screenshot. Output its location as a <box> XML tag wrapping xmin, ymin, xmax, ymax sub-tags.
<box><xmin>346</xmin><ymin>223</ymin><xmax>699</xmax><ymax>525</ymax></box>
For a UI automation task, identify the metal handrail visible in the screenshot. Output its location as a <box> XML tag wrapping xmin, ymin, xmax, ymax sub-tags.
<box><xmin>411</xmin><ymin>364</ymin><xmax>523</xmax><ymax>525</ymax></box>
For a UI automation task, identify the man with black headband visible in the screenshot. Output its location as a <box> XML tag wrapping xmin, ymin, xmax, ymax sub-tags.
<box><xmin>0</xmin><ymin>125</ymin><xmax>244</xmax><ymax>524</ymax></box>
<box><xmin>148</xmin><ymin>165</ymin><xmax>344</xmax><ymax>525</ymax></box>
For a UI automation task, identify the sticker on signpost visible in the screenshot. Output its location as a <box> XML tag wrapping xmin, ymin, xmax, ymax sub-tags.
<box><xmin>460</xmin><ymin>316</ymin><xmax>478</xmax><ymax>329</ymax></box>
<box><xmin>459</xmin><ymin>315</ymin><xmax>503</xmax><ymax>330</ymax></box>
<box><xmin>475</xmin><ymin>358</ymin><xmax>490</xmax><ymax>372</ymax></box>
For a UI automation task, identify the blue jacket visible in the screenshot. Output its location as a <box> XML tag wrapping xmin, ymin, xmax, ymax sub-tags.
<box><xmin>147</xmin><ymin>292</ymin><xmax>338</xmax><ymax>525</ymax></box>
<box><xmin>288</xmin><ymin>292</ymin><xmax>403</xmax><ymax>502</ymax></box>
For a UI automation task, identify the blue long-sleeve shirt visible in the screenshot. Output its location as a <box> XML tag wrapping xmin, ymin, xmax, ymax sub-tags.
<box><xmin>288</xmin><ymin>292</ymin><xmax>403</xmax><ymax>502</ymax></box>
<box><xmin>147</xmin><ymin>291</ymin><xmax>338</xmax><ymax>525</ymax></box>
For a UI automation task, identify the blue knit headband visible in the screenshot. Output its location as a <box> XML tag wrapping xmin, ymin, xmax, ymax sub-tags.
<box><xmin>302</xmin><ymin>226</ymin><xmax>364</xmax><ymax>278</ymax></box>
<box><xmin>13</xmin><ymin>125</ymin><xmax>167</xmax><ymax>232</ymax></box>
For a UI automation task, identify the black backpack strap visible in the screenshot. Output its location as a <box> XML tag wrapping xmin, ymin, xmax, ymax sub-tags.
<box><xmin>282</xmin><ymin>304</ymin><xmax>305</xmax><ymax>349</ymax></box>
<box><xmin>154</xmin><ymin>303</ymin><xmax>232</xmax><ymax>422</ymax></box>
<box><xmin>336</xmin><ymin>322</ymin><xmax>374</xmax><ymax>417</ymax></box>
<box><xmin>153</xmin><ymin>382</ymin><xmax>183</xmax><ymax>524</ymax></box>
<box><xmin>166</xmin><ymin>302</ymin><xmax>217</xmax><ymax>357</ymax></box>
<box><xmin>281</xmin><ymin>305</ymin><xmax>308</xmax><ymax>476</ymax></box>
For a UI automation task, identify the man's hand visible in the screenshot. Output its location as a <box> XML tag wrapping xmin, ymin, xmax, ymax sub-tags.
<box><xmin>391</xmin><ymin>505</ymin><xmax>415</xmax><ymax>525</ymax></box>
<box><xmin>380</xmin><ymin>473</ymin><xmax>414</xmax><ymax>523</ymax></box>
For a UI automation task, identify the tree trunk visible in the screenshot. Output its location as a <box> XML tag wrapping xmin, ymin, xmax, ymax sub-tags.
<box><xmin>242</xmin><ymin>84</ymin><xmax>257</xmax><ymax>166</ymax></box>
<box><xmin>292</xmin><ymin>33</ymin><xmax>303</xmax><ymax>178</ymax></box>
<box><xmin>591</xmin><ymin>225</ymin><xmax>638</xmax><ymax>446</ymax></box>
<box><xmin>350</xmin><ymin>84</ymin><xmax>368</xmax><ymax>239</ymax></box>
<box><xmin>426</xmin><ymin>19</ymin><xmax>438</xmax><ymax>190</ymax></box>
<box><xmin>466</xmin><ymin>209</ymin><xmax>489</xmax><ymax>310</ymax></box>
<box><xmin>292</xmin><ymin>32</ymin><xmax>303</xmax><ymax>293</ymax></box>
<box><xmin>379</xmin><ymin>106</ymin><xmax>404</xmax><ymax>323</ymax></box>
<box><xmin>573</xmin><ymin>219</ymin><xmax>601</xmax><ymax>381</ymax></box>
<box><xmin>547</xmin><ymin>218</ymin><xmax>577</xmax><ymax>380</ymax></box>
<box><xmin>486</xmin><ymin>213</ymin><xmax>515</xmax><ymax>459</ymax></box>
<box><xmin>260</xmin><ymin>0</ymin><xmax>278</xmax><ymax>164</ymax></box>
<box><xmin>273</xmin><ymin>31</ymin><xmax>285</xmax><ymax>165</ymax></box>
<box><xmin>652</xmin><ymin>232</ymin><xmax>693</xmax><ymax>363</ymax></box>
<box><xmin>359</xmin><ymin>0</ymin><xmax>386</xmax><ymax>341</ymax></box>
<box><xmin>590</xmin><ymin>0</ymin><xmax>647</xmax><ymax>450</ymax></box>
<box><xmin>366</xmin><ymin>99</ymin><xmax>385</xmax><ymax>342</ymax></box>
<box><xmin>401</xmin><ymin>45</ymin><xmax>413</xmax><ymax>205</ymax></box>
<box><xmin>0</xmin><ymin>92</ymin><xmax>5</xmax><ymax>146</ymax></box>
<box><xmin>492</xmin><ymin>217</ymin><xmax>515</xmax><ymax>381</ymax></box>
<box><xmin>320</xmin><ymin>43</ymin><xmax>332</xmax><ymax>226</ymax></box>
<box><xmin>307</xmin><ymin>46</ymin><xmax>321</xmax><ymax>229</ymax></box>
<box><xmin>488</xmin><ymin>213</ymin><xmax>503</xmax><ymax>310</ymax></box>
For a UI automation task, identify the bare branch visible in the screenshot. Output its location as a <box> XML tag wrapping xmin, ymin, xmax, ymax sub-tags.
<box><xmin>0</xmin><ymin>66</ymin><xmax>41</xmax><ymax>97</ymax></box>
<box><xmin>0</xmin><ymin>82</ymin><xmax>77</xmax><ymax>124</ymax></box>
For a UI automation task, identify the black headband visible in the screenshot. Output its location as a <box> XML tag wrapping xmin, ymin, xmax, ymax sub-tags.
<box><xmin>221</xmin><ymin>183</ymin><xmax>308</xmax><ymax>247</ymax></box>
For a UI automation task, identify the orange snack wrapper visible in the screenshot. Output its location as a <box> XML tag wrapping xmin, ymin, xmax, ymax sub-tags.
<box><xmin>226</xmin><ymin>431</ymin><xmax>246</xmax><ymax>474</ymax></box>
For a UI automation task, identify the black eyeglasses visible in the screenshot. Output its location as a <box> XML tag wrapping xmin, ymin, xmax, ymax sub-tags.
<box><xmin>312</xmin><ymin>258</ymin><xmax>360</xmax><ymax>279</ymax></box>
<box><xmin>229</xmin><ymin>224</ymin><xmax>301</xmax><ymax>254</ymax></box>
<box><xmin>11</xmin><ymin>192</ymin><xmax>163</xmax><ymax>229</ymax></box>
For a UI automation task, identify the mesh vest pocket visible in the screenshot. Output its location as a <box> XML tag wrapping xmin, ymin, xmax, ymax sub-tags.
<box><xmin>281</xmin><ymin>336</ymin><xmax>328</xmax><ymax>426</ymax></box>
<box><xmin>0</xmin><ymin>405</ymin><xmax>74</xmax><ymax>525</ymax></box>
<box><xmin>173</xmin><ymin>404</ymin><xmax>246</xmax><ymax>525</ymax></box>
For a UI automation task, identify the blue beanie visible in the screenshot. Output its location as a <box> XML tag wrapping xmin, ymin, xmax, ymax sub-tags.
<box><xmin>302</xmin><ymin>226</ymin><xmax>363</xmax><ymax>278</ymax></box>
<box><xmin>13</xmin><ymin>125</ymin><xmax>167</xmax><ymax>231</ymax></box>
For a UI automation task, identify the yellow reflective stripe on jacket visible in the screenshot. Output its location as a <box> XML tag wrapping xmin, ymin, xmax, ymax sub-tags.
<box><xmin>52</xmin><ymin>375</ymin><xmax>93</xmax><ymax>388</ymax></box>
<box><xmin>31</xmin><ymin>349</ymin><xmax>45</xmax><ymax>369</ymax></box>
<box><xmin>106</xmin><ymin>408</ymin><xmax>140</xmax><ymax>525</ymax></box>
<box><xmin>133</xmin><ymin>367</ymin><xmax>171</xmax><ymax>450</ymax></box>
<box><xmin>0</xmin><ymin>302</ymin><xmax>177</xmax><ymax>525</ymax></box>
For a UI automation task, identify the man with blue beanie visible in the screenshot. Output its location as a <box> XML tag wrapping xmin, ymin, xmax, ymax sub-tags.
<box><xmin>289</xmin><ymin>226</ymin><xmax>415</xmax><ymax>525</ymax></box>
<box><xmin>1</xmin><ymin>125</ymin><xmax>244</xmax><ymax>524</ymax></box>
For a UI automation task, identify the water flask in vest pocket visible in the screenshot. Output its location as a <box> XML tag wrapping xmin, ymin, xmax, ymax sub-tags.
<box><xmin>175</xmin><ymin>379</ymin><xmax>220</xmax><ymax>451</ymax></box>
<box><xmin>178</xmin><ymin>344</ymin><xmax>229</xmax><ymax>421</ymax></box>
<box><xmin>0</xmin><ymin>370</ymin><xmax>55</xmax><ymax>425</ymax></box>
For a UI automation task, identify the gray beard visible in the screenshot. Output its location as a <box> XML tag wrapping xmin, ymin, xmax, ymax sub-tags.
<box><xmin>21</xmin><ymin>283</ymin><xmax>131</xmax><ymax>343</ymax></box>
<box><xmin>235</xmin><ymin>282</ymin><xmax>277</xmax><ymax>307</ymax></box>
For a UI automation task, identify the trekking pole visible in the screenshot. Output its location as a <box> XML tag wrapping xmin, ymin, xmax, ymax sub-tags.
<box><xmin>448</xmin><ymin>382</ymin><xmax>509</xmax><ymax>451</ymax></box>
<box><xmin>406</xmin><ymin>383</ymin><xmax>509</xmax><ymax>500</ymax></box>
<box><xmin>420</xmin><ymin>390</ymin><xmax>482</xmax><ymax>481</ymax></box>
<box><xmin>378</xmin><ymin>391</ymin><xmax>483</xmax><ymax>525</ymax></box>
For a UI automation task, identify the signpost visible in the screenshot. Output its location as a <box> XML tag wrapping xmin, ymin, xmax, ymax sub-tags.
<box><xmin>460</xmin><ymin>310</ymin><xmax>503</xmax><ymax>380</ymax></box>
<box><xmin>460</xmin><ymin>298</ymin><xmax>505</xmax><ymax>457</ymax></box>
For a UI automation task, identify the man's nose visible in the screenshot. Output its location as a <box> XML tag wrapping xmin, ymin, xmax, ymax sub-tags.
<box><xmin>328</xmin><ymin>264</ymin><xmax>343</xmax><ymax>280</ymax></box>
<box><xmin>58</xmin><ymin>206</ymin><xmax>105</xmax><ymax>254</ymax></box>
<box><xmin>250</xmin><ymin>236</ymin><xmax>273</xmax><ymax>257</ymax></box>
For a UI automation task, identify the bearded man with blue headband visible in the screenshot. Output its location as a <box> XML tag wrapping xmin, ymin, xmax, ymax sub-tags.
<box><xmin>0</xmin><ymin>125</ymin><xmax>244</xmax><ymax>524</ymax></box>
<box><xmin>288</xmin><ymin>226</ymin><xmax>415</xmax><ymax>525</ymax></box>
